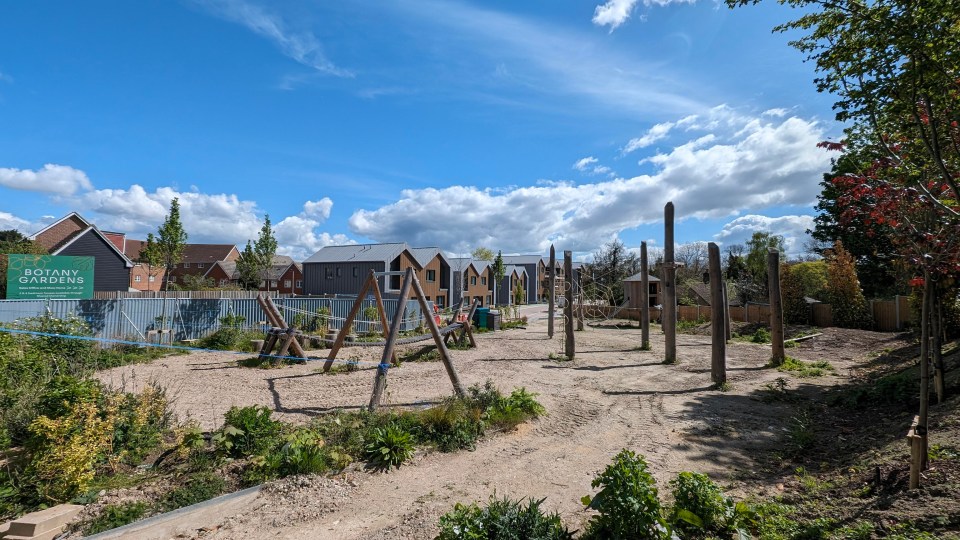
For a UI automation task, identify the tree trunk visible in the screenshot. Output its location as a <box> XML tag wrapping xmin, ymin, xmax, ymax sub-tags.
<box><xmin>919</xmin><ymin>272</ymin><xmax>932</xmax><ymax>470</ymax></box>
<box><xmin>768</xmin><ymin>250</ymin><xmax>785</xmax><ymax>366</ymax></box>
<box><xmin>640</xmin><ymin>242</ymin><xmax>650</xmax><ymax>349</ymax></box>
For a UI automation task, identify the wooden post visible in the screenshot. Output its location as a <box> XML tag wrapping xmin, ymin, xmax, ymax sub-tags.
<box><xmin>369</xmin><ymin>270</ymin><xmax>400</xmax><ymax>366</ymax></box>
<box><xmin>323</xmin><ymin>274</ymin><xmax>373</xmax><ymax>372</ymax></box>
<box><xmin>261</xmin><ymin>296</ymin><xmax>307</xmax><ymax>358</ymax></box>
<box><xmin>907</xmin><ymin>415</ymin><xmax>922</xmax><ymax>489</ymax></box>
<box><xmin>918</xmin><ymin>273</ymin><xmax>932</xmax><ymax>470</ymax></box>
<box><xmin>663</xmin><ymin>202</ymin><xmax>677</xmax><ymax>363</ymax></box>
<box><xmin>458</xmin><ymin>298</ymin><xmax>481</xmax><ymax>347</ymax></box>
<box><xmin>548</xmin><ymin>244</ymin><xmax>556</xmax><ymax>339</ymax></box>
<box><xmin>768</xmin><ymin>249</ymin><xmax>785</xmax><ymax>366</ymax></box>
<box><xmin>272</xmin><ymin>328</ymin><xmax>299</xmax><ymax>365</ymax></box>
<box><xmin>564</xmin><ymin>250</ymin><xmax>575</xmax><ymax>360</ymax></box>
<box><xmin>722</xmin><ymin>279</ymin><xmax>731</xmax><ymax>342</ymax></box>
<box><xmin>369</xmin><ymin>268</ymin><xmax>414</xmax><ymax>410</ymax></box>
<box><xmin>640</xmin><ymin>242</ymin><xmax>650</xmax><ymax>349</ymax></box>
<box><xmin>410</xmin><ymin>271</ymin><xmax>465</xmax><ymax>397</ymax></box>
<box><xmin>708</xmin><ymin>243</ymin><xmax>726</xmax><ymax>385</ymax></box>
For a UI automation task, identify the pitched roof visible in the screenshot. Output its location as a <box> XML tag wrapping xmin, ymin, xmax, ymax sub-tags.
<box><xmin>505</xmin><ymin>265</ymin><xmax>527</xmax><ymax>277</ymax></box>
<box><xmin>52</xmin><ymin>227</ymin><xmax>134</xmax><ymax>268</ymax></box>
<box><xmin>182</xmin><ymin>244</ymin><xmax>239</xmax><ymax>264</ymax></box>
<box><xmin>205</xmin><ymin>260</ymin><xmax>238</xmax><ymax>279</ymax></box>
<box><xmin>408</xmin><ymin>247</ymin><xmax>448</xmax><ymax>268</ymax></box>
<box><xmin>304</xmin><ymin>243</ymin><xmax>409</xmax><ymax>264</ymax></box>
<box><xmin>29</xmin><ymin>212</ymin><xmax>90</xmax><ymax>252</ymax></box>
<box><xmin>124</xmin><ymin>239</ymin><xmax>148</xmax><ymax>260</ymax></box>
<box><xmin>266</xmin><ymin>255</ymin><xmax>295</xmax><ymax>280</ymax></box>
<box><xmin>623</xmin><ymin>272</ymin><xmax>661</xmax><ymax>282</ymax></box>
<box><xmin>501</xmin><ymin>255</ymin><xmax>543</xmax><ymax>265</ymax></box>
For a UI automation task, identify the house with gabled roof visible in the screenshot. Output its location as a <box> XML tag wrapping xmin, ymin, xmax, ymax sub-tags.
<box><xmin>302</xmin><ymin>243</ymin><xmax>424</xmax><ymax>299</ymax></box>
<box><xmin>29</xmin><ymin>212</ymin><xmax>134</xmax><ymax>292</ymax></box>
<box><xmin>166</xmin><ymin>244</ymin><xmax>240</xmax><ymax>288</ymax></box>
<box><xmin>450</xmin><ymin>258</ymin><xmax>494</xmax><ymax>307</ymax></box>
<box><xmin>203</xmin><ymin>255</ymin><xmax>303</xmax><ymax>294</ymax></box>
<box><xmin>622</xmin><ymin>272</ymin><xmax>662</xmax><ymax>309</ymax></box>
<box><xmin>408</xmin><ymin>247</ymin><xmax>451</xmax><ymax>307</ymax></box>
<box><xmin>501</xmin><ymin>255</ymin><xmax>545</xmax><ymax>303</ymax></box>
<box><xmin>124</xmin><ymin>238</ymin><xmax>164</xmax><ymax>291</ymax></box>
<box><xmin>495</xmin><ymin>265</ymin><xmax>528</xmax><ymax>305</ymax></box>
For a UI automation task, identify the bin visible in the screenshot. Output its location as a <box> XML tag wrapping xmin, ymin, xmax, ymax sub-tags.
<box><xmin>474</xmin><ymin>307</ymin><xmax>490</xmax><ymax>329</ymax></box>
<box><xmin>488</xmin><ymin>310</ymin><xmax>502</xmax><ymax>331</ymax></box>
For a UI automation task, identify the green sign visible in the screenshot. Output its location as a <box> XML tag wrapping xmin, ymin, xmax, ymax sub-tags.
<box><xmin>6</xmin><ymin>255</ymin><xmax>95</xmax><ymax>299</ymax></box>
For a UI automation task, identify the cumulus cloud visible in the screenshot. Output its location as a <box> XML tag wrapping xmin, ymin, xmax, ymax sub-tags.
<box><xmin>349</xmin><ymin>111</ymin><xmax>830</xmax><ymax>254</ymax></box>
<box><xmin>573</xmin><ymin>157</ymin><xmax>614</xmax><ymax>177</ymax></box>
<box><xmin>275</xmin><ymin>198</ymin><xmax>354</xmax><ymax>260</ymax></box>
<box><xmin>623</xmin><ymin>122</ymin><xmax>675</xmax><ymax>153</ymax></box>
<box><xmin>714</xmin><ymin>214</ymin><xmax>816</xmax><ymax>256</ymax></box>
<box><xmin>0</xmin><ymin>211</ymin><xmax>33</xmax><ymax>233</ymax></box>
<box><xmin>0</xmin><ymin>164</ymin><xmax>93</xmax><ymax>195</ymax></box>
<box><xmin>194</xmin><ymin>0</ymin><xmax>352</xmax><ymax>77</ymax></box>
<box><xmin>592</xmin><ymin>0</ymin><xmax>640</xmax><ymax>30</ymax></box>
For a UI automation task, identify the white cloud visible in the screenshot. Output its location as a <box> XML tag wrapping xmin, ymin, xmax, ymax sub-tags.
<box><xmin>275</xmin><ymin>198</ymin><xmax>354</xmax><ymax>260</ymax></box>
<box><xmin>195</xmin><ymin>0</ymin><xmax>352</xmax><ymax>77</ymax></box>
<box><xmin>592</xmin><ymin>0</ymin><xmax>640</xmax><ymax>30</ymax></box>
<box><xmin>623</xmin><ymin>122</ymin><xmax>675</xmax><ymax>153</ymax></box>
<box><xmin>0</xmin><ymin>211</ymin><xmax>33</xmax><ymax>233</ymax></box>
<box><xmin>349</xmin><ymin>111</ymin><xmax>830</xmax><ymax>254</ymax></box>
<box><xmin>0</xmin><ymin>164</ymin><xmax>93</xmax><ymax>195</ymax></box>
<box><xmin>762</xmin><ymin>108</ymin><xmax>789</xmax><ymax>118</ymax></box>
<box><xmin>714</xmin><ymin>214</ymin><xmax>816</xmax><ymax>256</ymax></box>
<box><xmin>573</xmin><ymin>157</ymin><xmax>599</xmax><ymax>171</ymax></box>
<box><xmin>573</xmin><ymin>157</ymin><xmax>615</xmax><ymax>177</ymax></box>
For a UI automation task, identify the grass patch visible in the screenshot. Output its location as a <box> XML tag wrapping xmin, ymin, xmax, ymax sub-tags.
<box><xmin>399</xmin><ymin>346</ymin><xmax>440</xmax><ymax>363</ymax></box>
<box><xmin>81</xmin><ymin>501</ymin><xmax>149</xmax><ymax>535</ymax></box>
<box><xmin>777</xmin><ymin>356</ymin><xmax>835</xmax><ymax>377</ymax></box>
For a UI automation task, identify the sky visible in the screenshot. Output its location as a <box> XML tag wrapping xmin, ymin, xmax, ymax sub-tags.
<box><xmin>0</xmin><ymin>0</ymin><xmax>841</xmax><ymax>261</ymax></box>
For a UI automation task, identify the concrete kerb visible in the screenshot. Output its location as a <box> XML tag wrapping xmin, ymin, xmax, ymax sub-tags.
<box><xmin>82</xmin><ymin>485</ymin><xmax>262</xmax><ymax>540</ymax></box>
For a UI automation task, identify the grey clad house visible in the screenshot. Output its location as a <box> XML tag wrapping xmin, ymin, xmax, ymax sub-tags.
<box><xmin>501</xmin><ymin>255</ymin><xmax>544</xmax><ymax>303</ymax></box>
<box><xmin>302</xmin><ymin>243</ymin><xmax>423</xmax><ymax>298</ymax></box>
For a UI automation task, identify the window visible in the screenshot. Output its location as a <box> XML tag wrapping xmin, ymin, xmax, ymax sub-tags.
<box><xmin>220</xmin><ymin>279</ymin><xmax>227</xmax><ymax>286</ymax></box>
<box><xmin>169</xmin><ymin>276</ymin><xmax>176</xmax><ymax>283</ymax></box>
<box><xmin>134</xmin><ymin>275</ymin><xmax>142</xmax><ymax>283</ymax></box>
<box><xmin>481</xmin><ymin>276</ymin><xmax>487</xmax><ymax>285</ymax></box>
<box><xmin>436</xmin><ymin>296</ymin><xmax>445</xmax><ymax>308</ymax></box>
<box><xmin>426</xmin><ymin>269</ymin><xmax>436</xmax><ymax>282</ymax></box>
<box><xmin>197</xmin><ymin>263</ymin><xmax>204</xmax><ymax>268</ymax></box>
<box><xmin>270</xmin><ymin>280</ymin><xmax>278</xmax><ymax>287</ymax></box>
<box><xmin>470</xmin><ymin>276</ymin><xmax>477</xmax><ymax>286</ymax></box>
<box><xmin>259</xmin><ymin>280</ymin><xmax>266</xmax><ymax>287</ymax></box>
<box><xmin>284</xmin><ymin>280</ymin><xmax>292</xmax><ymax>288</ymax></box>
<box><xmin>148</xmin><ymin>276</ymin><xmax>155</xmax><ymax>282</ymax></box>
<box><xmin>326</xmin><ymin>268</ymin><xmax>334</xmax><ymax>279</ymax></box>
<box><xmin>336</xmin><ymin>268</ymin><xmax>342</xmax><ymax>277</ymax></box>
<box><xmin>353</xmin><ymin>266</ymin><xmax>358</xmax><ymax>278</ymax></box>
<box><xmin>295</xmin><ymin>280</ymin><xmax>303</xmax><ymax>288</ymax></box>
<box><xmin>183</xmin><ymin>262</ymin><xmax>190</xmax><ymax>268</ymax></box>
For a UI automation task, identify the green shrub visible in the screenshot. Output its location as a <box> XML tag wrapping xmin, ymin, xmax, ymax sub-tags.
<box><xmin>418</xmin><ymin>398</ymin><xmax>485</xmax><ymax>452</ymax></box>
<box><xmin>751</xmin><ymin>327</ymin><xmax>771</xmax><ymax>343</ymax></box>
<box><xmin>436</xmin><ymin>495</ymin><xmax>573</xmax><ymax>540</ymax></box>
<box><xmin>487</xmin><ymin>388</ymin><xmax>546</xmax><ymax>430</ymax></box>
<box><xmin>581</xmin><ymin>449</ymin><xmax>670</xmax><ymax>540</ymax></box>
<box><xmin>669</xmin><ymin>472</ymin><xmax>756</xmax><ymax>538</ymax></box>
<box><xmin>778</xmin><ymin>357</ymin><xmax>835</xmax><ymax>378</ymax></box>
<box><xmin>82</xmin><ymin>501</ymin><xmax>148</xmax><ymax>535</ymax></box>
<box><xmin>196</xmin><ymin>328</ymin><xmax>264</xmax><ymax>352</ymax></box>
<box><xmin>216</xmin><ymin>406</ymin><xmax>282</xmax><ymax>458</ymax></box>
<box><xmin>158</xmin><ymin>471</ymin><xmax>225</xmax><ymax>511</ymax></box>
<box><xmin>108</xmin><ymin>383</ymin><xmax>171</xmax><ymax>464</ymax></box>
<box><xmin>363</xmin><ymin>425</ymin><xmax>414</xmax><ymax>470</ymax></box>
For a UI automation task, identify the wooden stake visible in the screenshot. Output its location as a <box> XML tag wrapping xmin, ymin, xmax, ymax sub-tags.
<box><xmin>564</xmin><ymin>250</ymin><xmax>575</xmax><ymax>360</ymax></box>
<box><xmin>411</xmin><ymin>271</ymin><xmax>465</xmax><ymax>397</ymax></box>
<box><xmin>369</xmin><ymin>268</ymin><xmax>413</xmax><ymax>410</ymax></box>
<box><xmin>548</xmin><ymin>244</ymin><xmax>556</xmax><ymax>339</ymax></box>
<box><xmin>708</xmin><ymin>243</ymin><xmax>726</xmax><ymax>385</ymax></box>
<box><xmin>262</xmin><ymin>296</ymin><xmax>307</xmax><ymax>358</ymax></box>
<box><xmin>919</xmin><ymin>272</ymin><xmax>932</xmax><ymax>471</ymax></box>
<box><xmin>640</xmin><ymin>242</ymin><xmax>650</xmax><ymax>349</ymax></box>
<box><xmin>369</xmin><ymin>270</ymin><xmax>400</xmax><ymax>366</ymax></box>
<box><xmin>908</xmin><ymin>415</ymin><xmax>922</xmax><ymax>489</ymax></box>
<box><xmin>768</xmin><ymin>249</ymin><xmax>785</xmax><ymax>366</ymax></box>
<box><xmin>663</xmin><ymin>202</ymin><xmax>677</xmax><ymax>363</ymax></box>
<box><xmin>323</xmin><ymin>274</ymin><xmax>373</xmax><ymax>372</ymax></box>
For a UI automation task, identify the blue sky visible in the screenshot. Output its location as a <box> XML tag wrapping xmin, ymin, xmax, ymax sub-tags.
<box><xmin>0</xmin><ymin>0</ymin><xmax>839</xmax><ymax>261</ymax></box>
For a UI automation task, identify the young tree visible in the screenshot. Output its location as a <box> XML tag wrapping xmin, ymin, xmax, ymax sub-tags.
<box><xmin>471</xmin><ymin>247</ymin><xmax>494</xmax><ymax>261</ymax></box>
<box><xmin>138</xmin><ymin>233</ymin><xmax>165</xmax><ymax>289</ymax></box>
<box><xmin>0</xmin><ymin>230</ymin><xmax>46</xmax><ymax>298</ymax></box>
<box><xmin>157</xmin><ymin>198</ymin><xmax>188</xmax><ymax>292</ymax></box>
<box><xmin>744</xmin><ymin>232</ymin><xmax>786</xmax><ymax>300</ymax></box>
<box><xmin>825</xmin><ymin>241</ymin><xmax>873</xmax><ymax>330</ymax></box>
<box><xmin>235</xmin><ymin>241</ymin><xmax>260</xmax><ymax>290</ymax></box>
<box><xmin>780</xmin><ymin>263</ymin><xmax>809</xmax><ymax>325</ymax></box>
<box><xmin>491</xmin><ymin>250</ymin><xmax>506</xmax><ymax>306</ymax></box>
<box><xmin>254</xmin><ymin>215</ymin><xmax>278</xmax><ymax>291</ymax></box>
<box><xmin>584</xmin><ymin>239</ymin><xmax>639</xmax><ymax>306</ymax></box>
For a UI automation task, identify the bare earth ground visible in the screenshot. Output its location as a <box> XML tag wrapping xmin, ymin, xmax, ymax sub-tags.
<box><xmin>95</xmin><ymin>309</ymin><xmax>911</xmax><ymax>539</ymax></box>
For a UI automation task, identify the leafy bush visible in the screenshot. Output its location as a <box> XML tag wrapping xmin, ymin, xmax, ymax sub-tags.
<box><xmin>751</xmin><ymin>327</ymin><xmax>771</xmax><ymax>344</ymax></box>
<box><xmin>82</xmin><ymin>501</ymin><xmax>148</xmax><ymax>535</ymax></box>
<box><xmin>216</xmin><ymin>405</ymin><xmax>282</xmax><ymax>458</ymax></box>
<box><xmin>418</xmin><ymin>398</ymin><xmax>485</xmax><ymax>452</ymax></box>
<box><xmin>158</xmin><ymin>471</ymin><xmax>225</xmax><ymax>511</ymax></box>
<box><xmin>825</xmin><ymin>241</ymin><xmax>873</xmax><ymax>330</ymax></box>
<box><xmin>487</xmin><ymin>388</ymin><xmax>546</xmax><ymax>430</ymax></box>
<box><xmin>364</xmin><ymin>425</ymin><xmax>415</xmax><ymax>470</ymax></box>
<box><xmin>669</xmin><ymin>472</ymin><xmax>754</xmax><ymax>538</ymax></box>
<box><xmin>109</xmin><ymin>383</ymin><xmax>171</xmax><ymax>464</ymax></box>
<box><xmin>436</xmin><ymin>495</ymin><xmax>573</xmax><ymax>540</ymax></box>
<box><xmin>581</xmin><ymin>449</ymin><xmax>670</xmax><ymax>540</ymax></box>
<box><xmin>196</xmin><ymin>328</ymin><xmax>264</xmax><ymax>352</ymax></box>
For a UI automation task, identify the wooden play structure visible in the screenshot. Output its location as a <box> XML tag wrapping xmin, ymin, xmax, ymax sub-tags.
<box><xmin>255</xmin><ymin>268</ymin><xmax>479</xmax><ymax>410</ymax></box>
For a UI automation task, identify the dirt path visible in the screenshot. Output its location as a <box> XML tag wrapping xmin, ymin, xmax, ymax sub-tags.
<box><xmin>97</xmin><ymin>310</ymin><xmax>909</xmax><ymax>539</ymax></box>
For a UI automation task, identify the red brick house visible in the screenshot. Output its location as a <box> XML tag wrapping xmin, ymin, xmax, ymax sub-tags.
<box><xmin>166</xmin><ymin>244</ymin><xmax>240</xmax><ymax>288</ymax></box>
<box><xmin>203</xmin><ymin>255</ymin><xmax>303</xmax><ymax>294</ymax></box>
<box><xmin>29</xmin><ymin>213</ymin><xmax>134</xmax><ymax>292</ymax></box>
<box><xmin>123</xmin><ymin>239</ymin><xmax>165</xmax><ymax>292</ymax></box>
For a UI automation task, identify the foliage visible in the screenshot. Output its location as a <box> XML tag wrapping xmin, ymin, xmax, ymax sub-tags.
<box><xmin>513</xmin><ymin>281</ymin><xmax>525</xmax><ymax>306</ymax></box>
<box><xmin>0</xmin><ymin>231</ymin><xmax>46</xmax><ymax>299</ymax></box>
<box><xmin>254</xmin><ymin>215</ymin><xmax>278</xmax><ymax>291</ymax></box>
<box><xmin>156</xmin><ymin>197</ymin><xmax>188</xmax><ymax>293</ymax></box>
<box><xmin>216</xmin><ymin>405</ymin><xmax>282</xmax><ymax>458</ymax></box>
<box><xmin>435</xmin><ymin>495</ymin><xmax>574</xmax><ymax>540</ymax></box>
<box><xmin>362</xmin><ymin>305</ymin><xmax>382</xmax><ymax>336</ymax></box>
<box><xmin>780</xmin><ymin>263</ymin><xmax>809</xmax><ymax>325</ymax></box>
<box><xmin>363</xmin><ymin>424</ymin><xmax>415</xmax><ymax>470</ymax></box>
<box><xmin>743</xmin><ymin>231</ymin><xmax>786</xmax><ymax>302</ymax></box>
<box><xmin>584</xmin><ymin>239</ymin><xmax>640</xmax><ymax>307</ymax></box>
<box><xmin>196</xmin><ymin>327</ymin><xmax>263</xmax><ymax>352</ymax></box>
<box><xmin>418</xmin><ymin>397</ymin><xmax>485</xmax><ymax>452</ymax></box>
<box><xmin>778</xmin><ymin>356</ymin><xmax>835</xmax><ymax>378</ymax></box>
<box><xmin>235</xmin><ymin>241</ymin><xmax>261</xmax><ymax>290</ymax></box>
<box><xmin>751</xmin><ymin>327</ymin><xmax>771</xmax><ymax>344</ymax></box>
<box><xmin>178</xmin><ymin>274</ymin><xmax>216</xmax><ymax>291</ymax></box>
<box><xmin>82</xmin><ymin>501</ymin><xmax>149</xmax><ymax>535</ymax></box>
<box><xmin>670</xmin><ymin>471</ymin><xmax>755</xmax><ymax>538</ymax></box>
<box><xmin>486</xmin><ymin>387</ymin><xmax>546</xmax><ymax>430</ymax></box>
<box><xmin>580</xmin><ymin>449</ymin><xmax>669</xmax><ymax>540</ymax></box>
<box><xmin>825</xmin><ymin>241</ymin><xmax>873</xmax><ymax>330</ymax></box>
<box><xmin>492</xmin><ymin>250</ymin><xmax>506</xmax><ymax>305</ymax></box>
<box><xmin>471</xmin><ymin>247</ymin><xmax>495</xmax><ymax>262</ymax></box>
<box><xmin>158</xmin><ymin>471</ymin><xmax>225</xmax><ymax>512</ymax></box>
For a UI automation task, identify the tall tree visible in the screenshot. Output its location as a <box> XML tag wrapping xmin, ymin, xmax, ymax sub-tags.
<box><xmin>157</xmin><ymin>198</ymin><xmax>188</xmax><ymax>292</ymax></box>
<box><xmin>584</xmin><ymin>239</ymin><xmax>639</xmax><ymax>306</ymax></box>
<box><xmin>254</xmin><ymin>215</ymin><xmax>278</xmax><ymax>291</ymax></box>
<box><xmin>825</xmin><ymin>241</ymin><xmax>873</xmax><ymax>329</ymax></box>
<box><xmin>744</xmin><ymin>231</ymin><xmax>786</xmax><ymax>301</ymax></box>
<box><xmin>138</xmin><ymin>233</ymin><xmax>165</xmax><ymax>289</ymax></box>
<box><xmin>235</xmin><ymin>241</ymin><xmax>260</xmax><ymax>290</ymax></box>
<box><xmin>491</xmin><ymin>250</ymin><xmax>506</xmax><ymax>306</ymax></box>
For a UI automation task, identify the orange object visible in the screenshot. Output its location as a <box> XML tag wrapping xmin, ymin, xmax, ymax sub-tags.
<box><xmin>434</xmin><ymin>315</ymin><xmax>442</xmax><ymax>325</ymax></box>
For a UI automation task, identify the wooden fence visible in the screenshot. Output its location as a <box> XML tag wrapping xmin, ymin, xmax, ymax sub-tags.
<box><xmin>579</xmin><ymin>295</ymin><xmax>912</xmax><ymax>331</ymax></box>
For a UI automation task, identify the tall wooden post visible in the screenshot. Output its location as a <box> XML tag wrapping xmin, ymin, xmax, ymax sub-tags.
<box><xmin>410</xmin><ymin>273</ymin><xmax>465</xmax><ymax>397</ymax></box>
<box><xmin>548</xmin><ymin>245</ymin><xmax>556</xmax><ymax>339</ymax></box>
<box><xmin>576</xmin><ymin>274</ymin><xmax>584</xmax><ymax>331</ymax></box>
<box><xmin>708</xmin><ymin>243</ymin><xmax>727</xmax><ymax>385</ymax></box>
<box><xmin>640</xmin><ymin>242</ymin><xmax>650</xmax><ymax>350</ymax></box>
<box><xmin>663</xmin><ymin>202</ymin><xmax>677</xmax><ymax>363</ymax></box>
<box><xmin>768</xmin><ymin>249</ymin><xmax>785</xmax><ymax>366</ymax></box>
<box><xmin>918</xmin><ymin>272</ymin><xmax>932</xmax><ymax>471</ymax></box>
<box><xmin>369</xmin><ymin>268</ymin><xmax>414</xmax><ymax>410</ymax></box>
<box><xmin>564</xmin><ymin>250</ymin><xmax>575</xmax><ymax>360</ymax></box>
